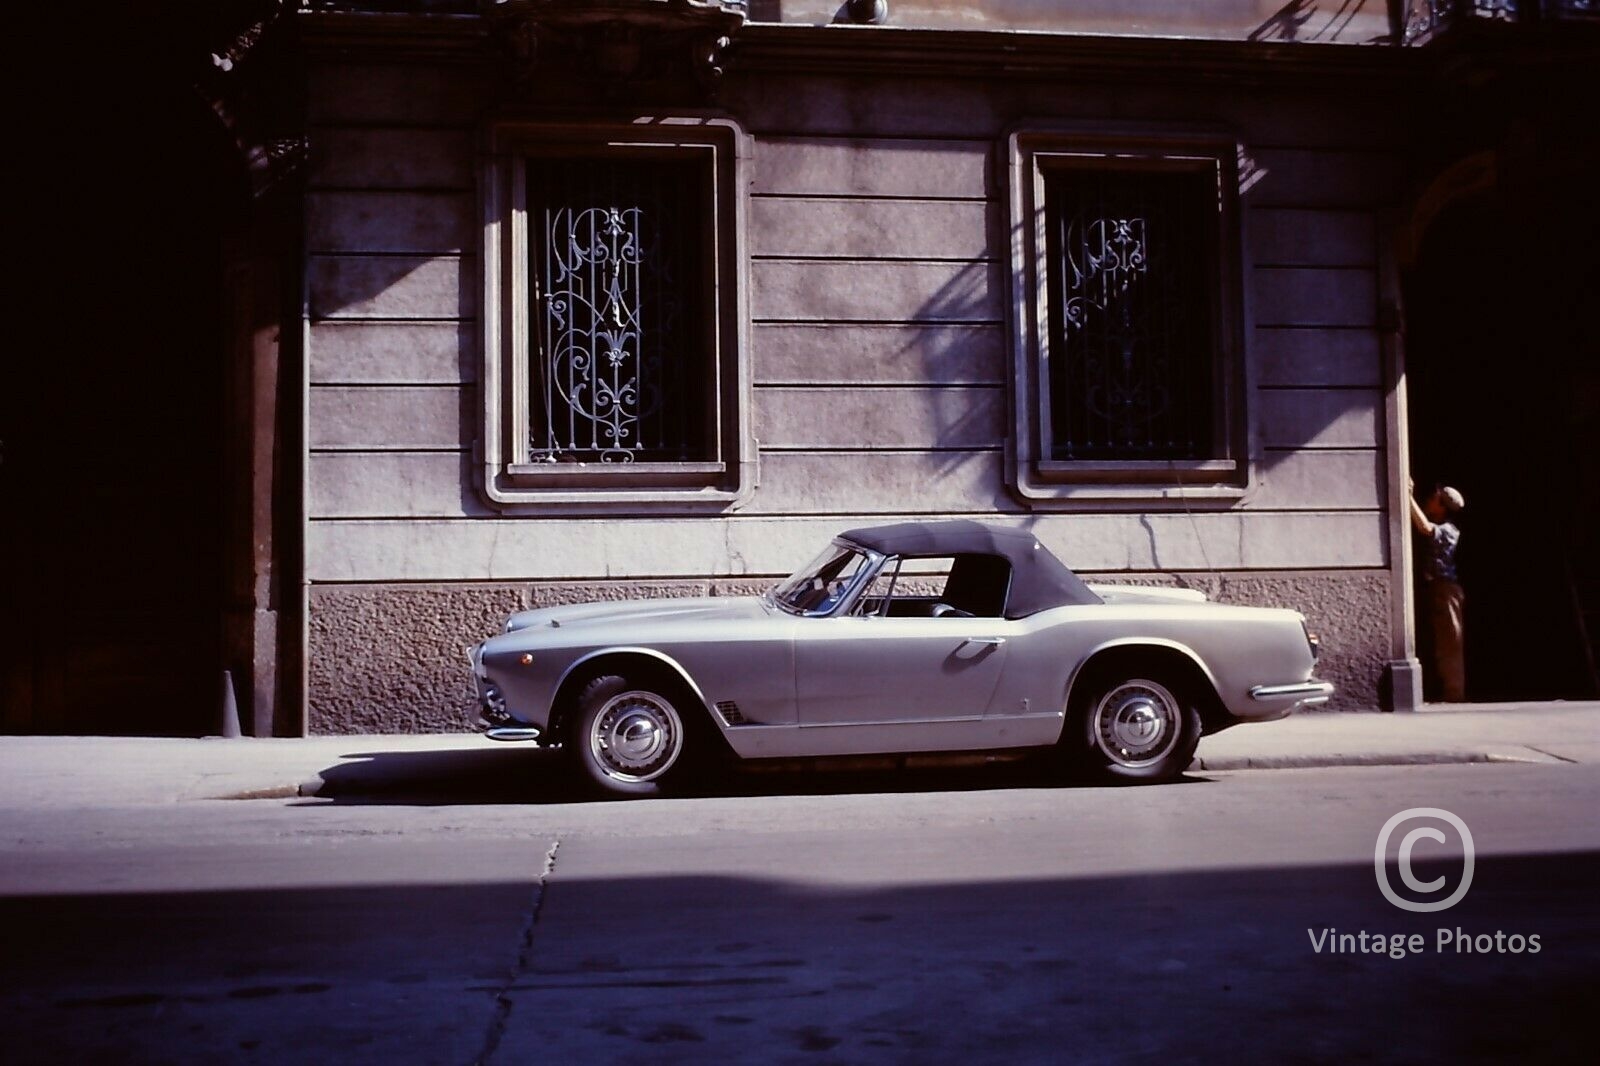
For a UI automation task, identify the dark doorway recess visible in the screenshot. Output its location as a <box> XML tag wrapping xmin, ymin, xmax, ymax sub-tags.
<box><xmin>1403</xmin><ymin>193</ymin><xmax>1599</xmax><ymax>703</ymax></box>
<box><xmin>2</xmin><ymin>70</ymin><xmax>237</xmax><ymax>735</ymax></box>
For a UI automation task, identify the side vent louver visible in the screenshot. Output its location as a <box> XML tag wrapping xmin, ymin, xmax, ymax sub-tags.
<box><xmin>715</xmin><ymin>700</ymin><xmax>748</xmax><ymax>726</ymax></box>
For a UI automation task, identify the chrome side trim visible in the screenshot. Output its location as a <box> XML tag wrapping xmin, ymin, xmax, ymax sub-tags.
<box><xmin>793</xmin><ymin>711</ymin><xmax>1063</xmax><ymax>730</ymax></box>
<box><xmin>799</xmin><ymin>714</ymin><xmax>985</xmax><ymax>729</ymax></box>
<box><xmin>1249</xmin><ymin>681</ymin><xmax>1335</xmax><ymax>703</ymax></box>
<box><xmin>485</xmin><ymin>726</ymin><xmax>544</xmax><ymax>743</ymax></box>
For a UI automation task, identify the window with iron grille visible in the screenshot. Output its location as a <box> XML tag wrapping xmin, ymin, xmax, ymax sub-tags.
<box><xmin>480</xmin><ymin>119</ymin><xmax>753</xmax><ymax>510</ymax></box>
<box><xmin>527</xmin><ymin>157</ymin><xmax>711</xmax><ymax>465</ymax></box>
<box><xmin>1007</xmin><ymin>130</ymin><xmax>1246</xmax><ymax>503</ymax></box>
<box><xmin>1043</xmin><ymin>163</ymin><xmax>1218</xmax><ymax>462</ymax></box>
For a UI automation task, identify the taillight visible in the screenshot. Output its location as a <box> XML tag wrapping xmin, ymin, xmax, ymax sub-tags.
<box><xmin>1302</xmin><ymin>620</ymin><xmax>1322</xmax><ymax>661</ymax></box>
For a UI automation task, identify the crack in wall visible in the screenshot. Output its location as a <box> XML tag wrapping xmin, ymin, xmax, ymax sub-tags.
<box><xmin>473</xmin><ymin>837</ymin><xmax>560</xmax><ymax>1066</ymax></box>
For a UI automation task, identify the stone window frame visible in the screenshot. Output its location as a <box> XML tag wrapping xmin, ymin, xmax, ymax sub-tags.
<box><xmin>480</xmin><ymin>115</ymin><xmax>756</xmax><ymax>511</ymax></box>
<box><xmin>1006</xmin><ymin>124</ymin><xmax>1252</xmax><ymax>506</ymax></box>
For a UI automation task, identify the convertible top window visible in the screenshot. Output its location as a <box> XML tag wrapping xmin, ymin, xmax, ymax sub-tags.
<box><xmin>771</xmin><ymin>543</ymin><xmax>873</xmax><ymax>616</ymax></box>
<box><xmin>855</xmin><ymin>554</ymin><xmax>1013</xmax><ymax>618</ymax></box>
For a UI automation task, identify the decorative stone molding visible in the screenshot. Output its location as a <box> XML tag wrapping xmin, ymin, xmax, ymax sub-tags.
<box><xmin>199</xmin><ymin>0</ymin><xmax>308</xmax><ymax>199</ymax></box>
<box><xmin>488</xmin><ymin>0</ymin><xmax>748</xmax><ymax>98</ymax></box>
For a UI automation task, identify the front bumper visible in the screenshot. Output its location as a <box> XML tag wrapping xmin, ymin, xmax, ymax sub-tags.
<box><xmin>469</xmin><ymin>642</ymin><xmax>542</xmax><ymax>741</ymax></box>
<box><xmin>468</xmin><ymin>643</ymin><xmax>500</xmax><ymax>716</ymax></box>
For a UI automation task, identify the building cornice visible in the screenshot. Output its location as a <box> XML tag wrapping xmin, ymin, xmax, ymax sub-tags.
<box><xmin>296</xmin><ymin>11</ymin><xmax>489</xmax><ymax>62</ymax></box>
<box><xmin>294</xmin><ymin>10</ymin><xmax>1425</xmax><ymax>91</ymax></box>
<box><xmin>731</xmin><ymin>24</ymin><xmax>1421</xmax><ymax>88</ymax></box>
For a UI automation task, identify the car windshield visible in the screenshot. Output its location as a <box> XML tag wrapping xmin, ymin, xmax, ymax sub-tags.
<box><xmin>770</xmin><ymin>543</ymin><xmax>872</xmax><ymax>616</ymax></box>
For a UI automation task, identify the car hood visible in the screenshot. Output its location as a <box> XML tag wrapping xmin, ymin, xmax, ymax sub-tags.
<box><xmin>502</xmin><ymin>595</ymin><xmax>773</xmax><ymax>635</ymax></box>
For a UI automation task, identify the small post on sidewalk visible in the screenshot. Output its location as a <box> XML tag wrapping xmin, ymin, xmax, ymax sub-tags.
<box><xmin>218</xmin><ymin>669</ymin><xmax>243</xmax><ymax>738</ymax></box>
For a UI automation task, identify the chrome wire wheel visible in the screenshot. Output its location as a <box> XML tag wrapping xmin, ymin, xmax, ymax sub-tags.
<box><xmin>1090</xmin><ymin>678</ymin><xmax>1182</xmax><ymax>770</ymax></box>
<box><xmin>588</xmin><ymin>690</ymin><xmax>684</xmax><ymax>785</ymax></box>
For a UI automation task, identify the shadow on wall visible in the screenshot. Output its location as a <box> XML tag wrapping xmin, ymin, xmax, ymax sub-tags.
<box><xmin>895</xmin><ymin>197</ymin><xmax>1387</xmax><ymax>707</ymax></box>
<box><xmin>976</xmin><ymin>185</ymin><xmax>1386</xmax><ymax>474</ymax></box>
<box><xmin>304</xmin><ymin>119</ymin><xmax>1381</xmax><ymax>518</ymax></box>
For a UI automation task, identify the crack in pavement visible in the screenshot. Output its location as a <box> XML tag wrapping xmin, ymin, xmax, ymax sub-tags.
<box><xmin>473</xmin><ymin>837</ymin><xmax>560</xmax><ymax>1066</ymax></box>
<box><xmin>1522</xmin><ymin>745</ymin><xmax>1579</xmax><ymax>764</ymax></box>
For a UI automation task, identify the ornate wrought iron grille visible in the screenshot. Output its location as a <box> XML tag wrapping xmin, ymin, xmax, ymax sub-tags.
<box><xmin>527</xmin><ymin>157</ymin><xmax>709</xmax><ymax>463</ymax></box>
<box><xmin>1043</xmin><ymin>165</ymin><xmax>1218</xmax><ymax>462</ymax></box>
<box><xmin>1398</xmin><ymin>0</ymin><xmax>1593</xmax><ymax>42</ymax></box>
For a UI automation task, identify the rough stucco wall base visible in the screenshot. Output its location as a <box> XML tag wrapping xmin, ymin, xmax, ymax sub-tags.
<box><xmin>309</xmin><ymin>581</ymin><xmax>717</xmax><ymax>733</ymax></box>
<box><xmin>307</xmin><ymin>570</ymin><xmax>1389</xmax><ymax>733</ymax></box>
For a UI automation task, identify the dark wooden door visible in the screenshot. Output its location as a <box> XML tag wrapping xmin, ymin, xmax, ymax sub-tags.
<box><xmin>2</xmin><ymin>73</ymin><xmax>228</xmax><ymax>735</ymax></box>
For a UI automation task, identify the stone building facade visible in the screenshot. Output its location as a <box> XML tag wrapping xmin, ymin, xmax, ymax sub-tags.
<box><xmin>5</xmin><ymin>1</ymin><xmax>1596</xmax><ymax>736</ymax></box>
<box><xmin>301</xmin><ymin>0</ymin><xmax>1413</xmax><ymax>731</ymax></box>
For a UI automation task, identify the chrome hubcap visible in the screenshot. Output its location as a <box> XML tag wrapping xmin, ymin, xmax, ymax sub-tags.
<box><xmin>590</xmin><ymin>691</ymin><xmax>683</xmax><ymax>783</ymax></box>
<box><xmin>1092</xmin><ymin>679</ymin><xmax>1181</xmax><ymax>768</ymax></box>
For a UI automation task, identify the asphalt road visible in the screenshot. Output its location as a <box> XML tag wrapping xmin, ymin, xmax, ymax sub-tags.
<box><xmin>3</xmin><ymin>759</ymin><xmax>1597</xmax><ymax>1064</ymax></box>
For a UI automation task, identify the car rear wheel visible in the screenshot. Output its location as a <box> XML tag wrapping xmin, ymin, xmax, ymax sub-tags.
<box><xmin>574</xmin><ymin>675</ymin><xmax>687</xmax><ymax>797</ymax></box>
<box><xmin>1068</xmin><ymin>673</ymin><xmax>1201</xmax><ymax>783</ymax></box>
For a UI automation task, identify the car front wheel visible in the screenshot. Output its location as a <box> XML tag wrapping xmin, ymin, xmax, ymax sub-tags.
<box><xmin>1069</xmin><ymin>673</ymin><xmax>1201</xmax><ymax>783</ymax></box>
<box><xmin>573</xmin><ymin>675</ymin><xmax>687</xmax><ymax>797</ymax></box>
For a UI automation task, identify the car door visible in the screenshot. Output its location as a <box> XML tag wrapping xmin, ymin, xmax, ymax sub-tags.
<box><xmin>794</xmin><ymin>614</ymin><xmax>1014</xmax><ymax>725</ymax></box>
<box><xmin>794</xmin><ymin>556</ymin><xmax>1014</xmax><ymax>726</ymax></box>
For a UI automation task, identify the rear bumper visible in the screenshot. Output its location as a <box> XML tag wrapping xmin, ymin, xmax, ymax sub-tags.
<box><xmin>1212</xmin><ymin>679</ymin><xmax>1336</xmax><ymax>727</ymax></box>
<box><xmin>1249</xmin><ymin>681</ymin><xmax>1335</xmax><ymax>704</ymax></box>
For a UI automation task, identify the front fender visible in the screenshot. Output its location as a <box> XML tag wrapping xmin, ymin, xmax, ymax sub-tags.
<box><xmin>549</xmin><ymin>646</ymin><xmax>718</xmax><ymax>732</ymax></box>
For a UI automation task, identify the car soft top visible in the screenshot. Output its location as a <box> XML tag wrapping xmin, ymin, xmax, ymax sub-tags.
<box><xmin>839</xmin><ymin>520</ymin><xmax>1103</xmax><ymax>618</ymax></box>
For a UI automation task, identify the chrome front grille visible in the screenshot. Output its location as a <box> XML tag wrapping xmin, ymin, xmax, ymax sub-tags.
<box><xmin>479</xmin><ymin>682</ymin><xmax>511</xmax><ymax>727</ymax></box>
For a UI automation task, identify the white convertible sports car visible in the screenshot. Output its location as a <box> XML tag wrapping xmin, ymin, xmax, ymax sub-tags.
<box><xmin>469</xmin><ymin>521</ymin><xmax>1332</xmax><ymax>796</ymax></box>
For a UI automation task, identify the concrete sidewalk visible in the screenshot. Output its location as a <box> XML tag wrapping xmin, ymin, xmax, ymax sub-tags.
<box><xmin>1191</xmin><ymin>701</ymin><xmax>1600</xmax><ymax>770</ymax></box>
<box><xmin>1</xmin><ymin>703</ymin><xmax>1596</xmax><ymax>806</ymax></box>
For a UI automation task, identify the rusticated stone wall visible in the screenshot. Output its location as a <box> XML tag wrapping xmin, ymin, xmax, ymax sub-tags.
<box><xmin>307</xmin><ymin>569</ymin><xmax>1388</xmax><ymax>734</ymax></box>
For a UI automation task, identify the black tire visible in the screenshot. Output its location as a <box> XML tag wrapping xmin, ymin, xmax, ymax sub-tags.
<box><xmin>572</xmin><ymin>674</ymin><xmax>688</xmax><ymax>797</ymax></box>
<box><xmin>1066</xmin><ymin>671</ymin><xmax>1202</xmax><ymax>784</ymax></box>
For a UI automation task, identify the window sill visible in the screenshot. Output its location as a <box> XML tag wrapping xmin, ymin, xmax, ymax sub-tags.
<box><xmin>1034</xmin><ymin>458</ymin><xmax>1239</xmax><ymax>483</ymax></box>
<box><xmin>506</xmin><ymin>461</ymin><xmax>727</xmax><ymax>488</ymax></box>
<box><xmin>1012</xmin><ymin>458</ymin><xmax>1250</xmax><ymax>507</ymax></box>
<box><xmin>483</xmin><ymin>458</ymin><xmax>752</xmax><ymax>512</ymax></box>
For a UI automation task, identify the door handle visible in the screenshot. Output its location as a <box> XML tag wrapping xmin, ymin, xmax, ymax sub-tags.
<box><xmin>964</xmin><ymin>637</ymin><xmax>1006</xmax><ymax>648</ymax></box>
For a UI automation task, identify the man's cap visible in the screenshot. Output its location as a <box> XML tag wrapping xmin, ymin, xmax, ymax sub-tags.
<box><xmin>1438</xmin><ymin>486</ymin><xmax>1465</xmax><ymax>513</ymax></box>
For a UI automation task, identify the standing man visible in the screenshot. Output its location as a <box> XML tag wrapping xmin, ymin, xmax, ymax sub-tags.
<box><xmin>1410</xmin><ymin>480</ymin><xmax>1467</xmax><ymax>701</ymax></box>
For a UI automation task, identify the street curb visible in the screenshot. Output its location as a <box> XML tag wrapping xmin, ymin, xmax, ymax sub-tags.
<box><xmin>1191</xmin><ymin>750</ymin><xmax>1560</xmax><ymax>772</ymax></box>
